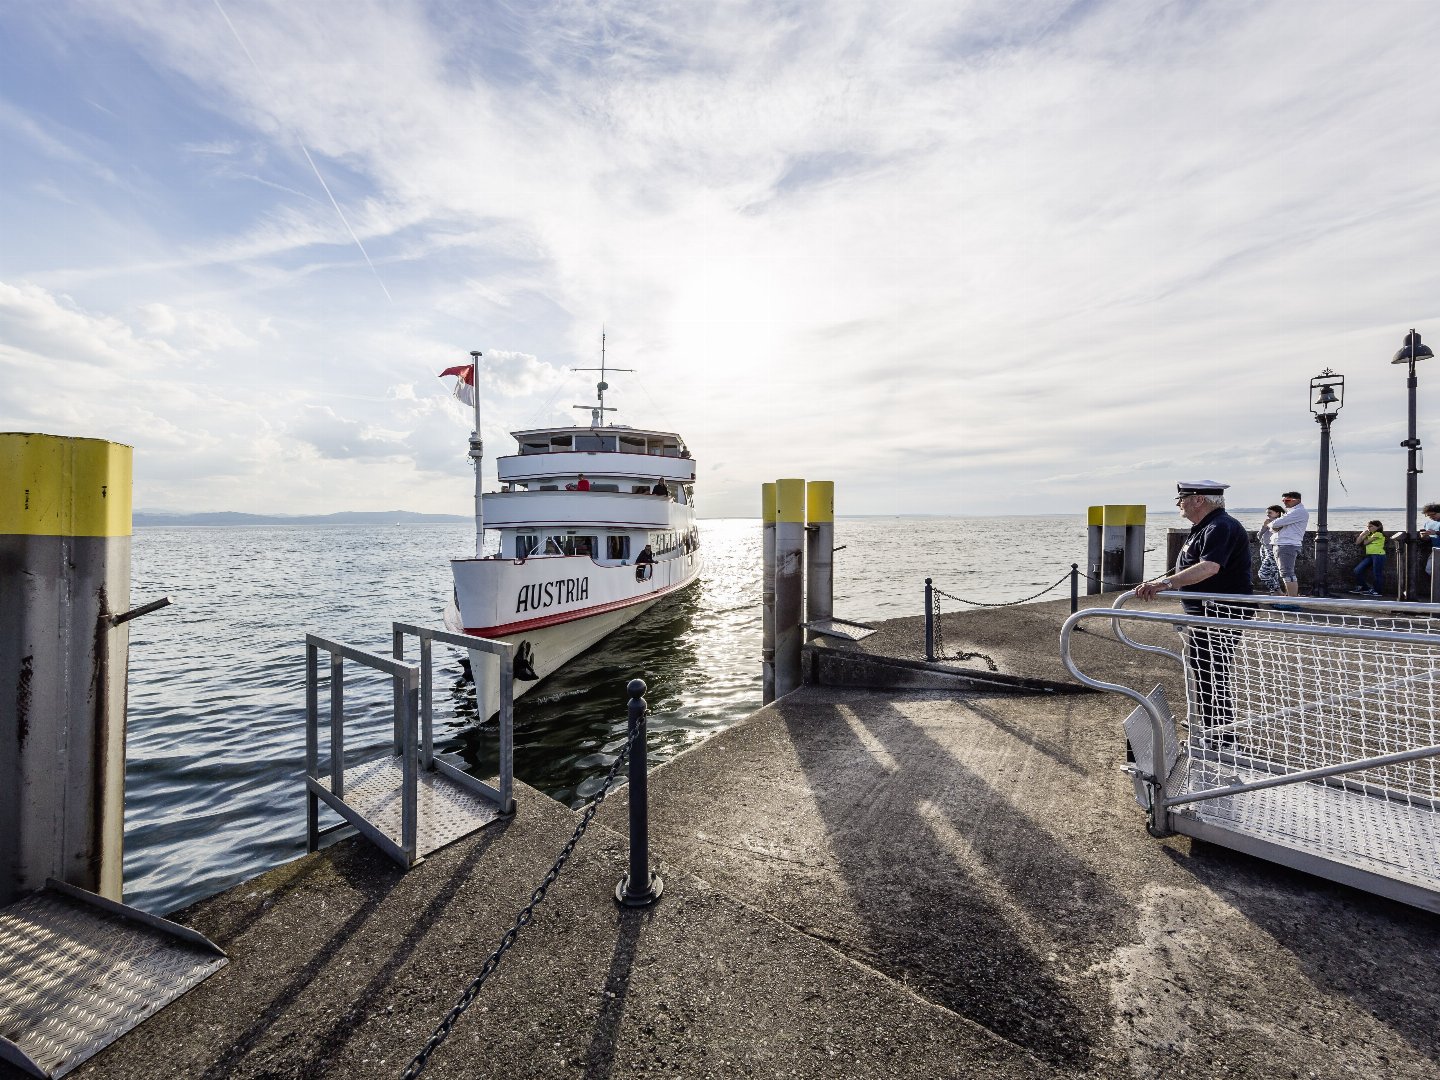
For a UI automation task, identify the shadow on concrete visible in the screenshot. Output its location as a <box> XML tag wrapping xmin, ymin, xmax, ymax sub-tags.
<box><xmin>1163</xmin><ymin>841</ymin><xmax>1440</xmax><ymax>1068</ymax></box>
<box><xmin>580</xmin><ymin>906</ymin><xmax>652</xmax><ymax>1080</ymax></box>
<box><xmin>779</xmin><ymin>693</ymin><xmax>1128</xmax><ymax>1067</ymax></box>
<box><xmin>199</xmin><ymin>825</ymin><xmax>506</xmax><ymax>1079</ymax></box>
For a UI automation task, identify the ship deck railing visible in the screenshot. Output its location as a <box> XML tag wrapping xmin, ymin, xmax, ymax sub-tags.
<box><xmin>1060</xmin><ymin>591</ymin><xmax>1440</xmax><ymax>913</ymax></box>
<box><xmin>304</xmin><ymin>623</ymin><xmax>515</xmax><ymax>869</ymax></box>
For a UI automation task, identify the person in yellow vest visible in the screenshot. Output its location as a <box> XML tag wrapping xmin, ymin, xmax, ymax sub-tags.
<box><xmin>1350</xmin><ymin>520</ymin><xmax>1387</xmax><ymax>596</ymax></box>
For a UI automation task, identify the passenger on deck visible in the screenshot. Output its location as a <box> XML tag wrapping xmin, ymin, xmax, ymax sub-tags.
<box><xmin>651</xmin><ymin>478</ymin><xmax>669</xmax><ymax>496</ymax></box>
<box><xmin>635</xmin><ymin>544</ymin><xmax>655</xmax><ymax>564</ymax></box>
<box><xmin>577</xmin><ymin>473</ymin><xmax>590</xmax><ymax>491</ymax></box>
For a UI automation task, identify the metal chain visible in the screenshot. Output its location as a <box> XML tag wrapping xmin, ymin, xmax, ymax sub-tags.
<box><xmin>399</xmin><ymin>718</ymin><xmax>644</xmax><ymax>1080</ymax></box>
<box><xmin>933</xmin><ymin>570</ymin><xmax>1073</xmax><ymax>609</ymax></box>
<box><xmin>931</xmin><ymin>586</ymin><xmax>945</xmax><ymax>660</ymax></box>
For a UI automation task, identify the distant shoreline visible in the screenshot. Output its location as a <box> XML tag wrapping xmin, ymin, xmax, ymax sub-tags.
<box><xmin>135</xmin><ymin>507</ymin><xmax>1409</xmax><ymax>527</ymax></box>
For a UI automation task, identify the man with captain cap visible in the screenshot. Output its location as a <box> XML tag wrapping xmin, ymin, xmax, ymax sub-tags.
<box><xmin>1136</xmin><ymin>480</ymin><xmax>1253</xmax><ymax>741</ymax></box>
<box><xmin>1136</xmin><ymin>480</ymin><xmax>1252</xmax><ymax>609</ymax></box>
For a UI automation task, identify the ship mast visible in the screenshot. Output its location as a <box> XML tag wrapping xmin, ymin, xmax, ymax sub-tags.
<box><xmin>573</xmin><ymin>331</ymin><xmax>634</xmax><ymax>428</ymax></box>
<box><xmin>469</xmin><ymin>349</ymin><xmax>483</xmax><ymax>558</ymax></box>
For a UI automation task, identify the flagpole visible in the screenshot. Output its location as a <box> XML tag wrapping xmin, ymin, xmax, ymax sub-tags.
<box><xmin>469</xmin><ymin>349</ymin><xmax>483</xmax><ymax>558</ymax></box>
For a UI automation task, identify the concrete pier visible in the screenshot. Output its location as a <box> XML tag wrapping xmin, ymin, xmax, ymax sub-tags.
<box><xmin>35</xmin><ymin>595</ymin><xmax>1440</xmax><ymax>1080</ymax></box>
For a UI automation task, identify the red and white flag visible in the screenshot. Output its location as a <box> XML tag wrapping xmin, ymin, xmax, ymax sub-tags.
<box><xmin>439</xmin><ymin>364</ymin><xmax>476</xmax><ymax>407</ymax></box>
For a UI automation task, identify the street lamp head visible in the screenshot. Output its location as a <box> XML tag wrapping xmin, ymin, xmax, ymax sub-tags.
<box><xmin>1392</xmin><ymin>330</ymin><xmax>1433</xmax><ymax>365</ymax></box>
<box><xmin>1310</xmin><ymin>369</ymin><xmax>1344</xmax><ymax>416</ymax></box>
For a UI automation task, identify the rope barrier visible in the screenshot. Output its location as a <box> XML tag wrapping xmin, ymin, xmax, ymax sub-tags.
<box><xmin>399</xmin><ymin>717</ymin><xmax>645</xmax><ymax>1079</ymax></box>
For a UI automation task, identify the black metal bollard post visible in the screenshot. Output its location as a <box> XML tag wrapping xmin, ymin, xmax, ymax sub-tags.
<box><xmin>1071</xmin><ymin>563</ymin><xmax>1079</xmax><ymax>614</ymax></box>
<box><xmin>616</xmin><ymin>678</ymin><xmax>663</xmax><ymax>907</ymax></box>
<box><xmin>924</xmin><ymin>578</ymin><xmax>935</xmax><ymax>662</ymax></box>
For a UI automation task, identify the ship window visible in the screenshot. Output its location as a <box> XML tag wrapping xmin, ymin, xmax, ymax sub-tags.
<box><xmin>631</xmin><ymin>484</ymin><xmax>650</xmax><ymax>494</ymax></box>
<box><xmin>607</xmin><ymin>536</ymin><xmax>631</xmax><ymax>561</ymax></box>
<box><xmin>539</xmin><ymin>484</ymin><xmax>559</xmax><ymax>491</ymax></box>
<box><xmin>574</xmin><ymin>435</ymin><xmax>616</xmax><ymax>452</ymax></box>
<box><xmin>550</xmin><ymin>434</ymin><xmax>573</xmax><ymax>449</ymax></box>
<box><xmin>572</xmin><ymin>535</ymin><xmax>597</xmax><ymax>557</ymax></box>
<box><xmin>521</xmin><ymin>440</ymin><xmax>549</xmax><ymax>455</ymax></box>
<box><xmin>515</xmin><ymin>534</ymin><xmax>539</xmax><ymax>558</ymax></box>
<box><xmin>591</xmin><ymin>482</ymin><xmax>619</xmax><ymax>492</ymax></box>
<box><xmin>619</xmin><ymin>436</ymin><xmax>646</xmax><ymax>454</ymax></box>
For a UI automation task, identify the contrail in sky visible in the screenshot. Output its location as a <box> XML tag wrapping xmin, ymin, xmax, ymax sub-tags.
<box><xmin>212</xmin><ymin>0</ymin><xmax>394</xmax><ymax>302</ymax></box>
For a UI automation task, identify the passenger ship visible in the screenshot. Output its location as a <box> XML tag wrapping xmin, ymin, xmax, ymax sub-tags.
<box><xmin>444</xmin><ymin>347</ymin><xmax>702</xmax><ymax>715</ymax></box>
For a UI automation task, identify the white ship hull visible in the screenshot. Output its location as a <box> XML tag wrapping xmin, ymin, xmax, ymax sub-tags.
<box><xmin>446</xmin><ymin>547</ymin><xmax>702</xmax><ymax>717</ymax></box>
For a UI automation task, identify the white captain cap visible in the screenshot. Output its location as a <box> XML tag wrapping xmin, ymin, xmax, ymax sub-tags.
<box><xmin>1175</xmin><ymin>480</ymin><xmax>1230</xmax><ymax>496</ymax></box>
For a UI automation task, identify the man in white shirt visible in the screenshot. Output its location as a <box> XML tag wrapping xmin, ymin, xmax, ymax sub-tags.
<box><xmin>1269</xmin><ymin>490</ymin><xmax>1309</xmax><ymax>597</ymax></box>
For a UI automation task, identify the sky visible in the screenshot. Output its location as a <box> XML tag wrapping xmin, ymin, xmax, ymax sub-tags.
<box><xmin>4</xmin><ymin>1</ymin><xmax>1440</xmax><ymax>520</ymax></box>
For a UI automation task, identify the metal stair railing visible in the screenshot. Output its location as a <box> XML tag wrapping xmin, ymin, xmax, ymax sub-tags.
<box><xmin>1060</xmin><ymin>593</ymin><xmax>1440</xmax><ymax>913</ymax></box>
<box><xmin>304</xmin><ymin>626</ymin><xmax>515</xmax><ymax>869</ymax></box>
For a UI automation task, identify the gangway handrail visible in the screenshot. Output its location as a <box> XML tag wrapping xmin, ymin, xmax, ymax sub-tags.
<box><xmin>1104</xmin><ymin>588</ymin><xmax>1440</xmax><ymax>660</ymax></box>
<box><xmin>304</xmin><ymin>633</ymin><xmax>423</xmax><ymax>863</ymax></box>
<box><xmin>392</xmin><ymin>622</ymin><xmax>515</xmax><ymax>813</ymax></box>
<box><xmin>1060</xmin><ymin>605</ymin><xmax>1440</xmax><ymax>833</ymax></box>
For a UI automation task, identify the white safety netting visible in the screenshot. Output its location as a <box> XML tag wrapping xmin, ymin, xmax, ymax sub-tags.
<box><xmin>1182</xmin><ymin>601</ymin><xmax>1440</xmax><ymax>809</ymax></box>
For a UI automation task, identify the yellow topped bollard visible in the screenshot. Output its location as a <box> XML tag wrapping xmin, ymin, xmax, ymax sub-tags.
<box><xmin>773</xmin><ymin>480</ymin><xmax>806</xmax><ymax>699</ymax></box>
<box><xmin>1</xmin><ymin>433</ymin><xmax>134</xmax><ymax>903</ymax></box>
<box><xmin>761</xmin><ymin>483</ymin><xmax>777</xmax><ymax>704</ymax></box>
<box><xmin>805</xmin><ymin>481</ymin><xmax>834</xmax><ymax>638</ymax></box>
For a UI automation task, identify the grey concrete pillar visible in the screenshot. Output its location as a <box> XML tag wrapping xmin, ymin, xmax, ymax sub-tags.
<box><xmin>804</xmin><ymin>481</ymin><xmax>833</xmax><ymax>641</ymax></box>
<box><xmin>761</xmin><ymin>483</ymin><xmax>776</xmax><ymax>705</ymax></box>
<box><xmin>1086</xmin><ymin>506</ymin><xmax>1102</xmax><ymax>595</ymax></box>
<box><xmin>773</xmin><ymin>479</ymin><xmax>805</xmax><ymax>699</ymax></box>
<box><xmin>1</xmin><ymin>433</ymin><xmax>133</xmax><ymax>904</ymax></box>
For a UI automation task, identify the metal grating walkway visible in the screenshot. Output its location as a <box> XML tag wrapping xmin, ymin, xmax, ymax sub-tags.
<box><xmin>0</xmin><ymin>883</ymin><xmax>227</xmax><ymax>1079</ymax></box>
<box><xmin>312</xmin><ymin>754</ymin><xmax>506</xmax><ymax>863</ymax></box>
<box><xmin>1169</xmin><ymin>758</ymin><xmax>1440</xmax><ymax>908</ymax></box>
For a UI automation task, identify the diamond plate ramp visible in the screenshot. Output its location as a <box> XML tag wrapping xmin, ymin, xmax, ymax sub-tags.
<box><xmin>0</xmin><ymin>880</ymin><xmax>227</xmax><ymax>1078</ymax></box>
<box><xmin>310</xmin><ymin>753</ymin><xmax>506</xmax><ymax>866</ymax></box>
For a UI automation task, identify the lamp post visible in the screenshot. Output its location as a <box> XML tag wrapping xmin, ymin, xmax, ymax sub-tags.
<box><xmin>1309</xmin><ymin>370</ymin><xmax>1344</xmax><ymax>597</ymax></box>
<box><xmin>1392</xmin><ymin>330</ymin><xmax>1432</xmax><ymax>600</ymax></box>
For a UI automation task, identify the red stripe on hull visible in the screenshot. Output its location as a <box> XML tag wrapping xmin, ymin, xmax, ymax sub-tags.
<box><xmin>462</xmin><ymin>576</ymin><xmax>694</xmax><ymax>638</ymax></box>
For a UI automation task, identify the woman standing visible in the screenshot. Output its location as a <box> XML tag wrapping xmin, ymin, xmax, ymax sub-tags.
<box><xmin>1256</xmin><ymin>505</ymin><xmax>1285</xmax><ymax>594</ymax></box>
<box><xmin>1351</xmin><ymin>521</ymin><xmax>1387</xmax><ymax>596</ymax></box>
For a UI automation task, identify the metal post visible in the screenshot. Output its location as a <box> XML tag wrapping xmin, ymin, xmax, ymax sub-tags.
<box><xmin>1122</xmin><ymin>505</ymin><xmax>1146</xmax><ymax>587</ymax></box>
<box><xmin>1086</xmin><ymin>506</ymin><xmax>1102</xmax><ymax>594</ymax></box>
<box><xmin>773</xmin><ymin>479</ymin><xmax>806</xmax><ymax>698</ymax></box>
<box><xmin>1071</xmin><ymin>564</ymin><xmax>1079</xmax><ymax>614</ymax></box>
<box><xmin>1</xmin><ymin>433</ymin><xmax>133</xmax><ymax>904</ymax></box>
<box><xmin>1101</xmin><ymin>505</ymin><xmax>1126</xmax><ymax>592</ymax></box>
<box><xmin>805</xmin><ymin>481</ymin><xmax>834</xmax><ymax>641</ymax></box>
<box><xmin>1315</xmin><ymin>413</ymin><xmax>1333</xmax><ymax>597</ymax></box>
<box><xmin>498</xmin><ymin>644</ymin><xmax>514</xmax><ymax>812</ymax></box>
<box><xmin>400</xmin><ymin>669</ymin><xmax>419</xmax><ymax>864</ymax></box>
<box><xmin>924</xmin><ymin>578</ymin><xmax>935</xmax><ymax>661</ymax></box>
<box><xmin>329</xmin><ymin>652</ymin><xmax>345</xmax><ymax>800</ymax></box>
<box><xmin>761</xmin><ymin>483</ymin><xmax>776</xmax><ymax>704</ymax></box>
<box><xmin>470</xmin><ymin>350</ymin><xmax>485</xmax><ymax>559</ymax></box>
<box><xmin>616</xmin><ymin>679</ymin><xmax>663</xmax><ymax>907</ymax></box>
<box><xmin>1403</xmin><ymin>334</ymin><xmax>1422</xmax><ymax>600</ymax></box>
<box><xmin>305</xmin><ymin>642</ymin><xmax>320</xmax><ymax>852</ymax></box>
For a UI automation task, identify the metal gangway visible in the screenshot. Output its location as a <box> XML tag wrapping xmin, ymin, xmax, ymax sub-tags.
<box><xmin>1061</xmin><ymin>591</ymin><xmax>1440</xmax><ymax>913</ymax></box>
<box><xmin>305</xmin><ymin>623</ymin><xmax>515</xmax><ymax>868</ymax></box>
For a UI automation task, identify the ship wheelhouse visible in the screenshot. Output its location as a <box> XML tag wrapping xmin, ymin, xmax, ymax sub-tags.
<box><xmin>483</xmin><ymin>424</ymin><xmax>699</xmax><ymax>567</ymax></box>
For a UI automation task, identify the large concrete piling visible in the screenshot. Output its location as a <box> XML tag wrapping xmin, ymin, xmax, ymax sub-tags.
<box><xmin>804</xmin><ymin>480</ymin><xmax>834</xmax><ymax>640</ymax></box>
<box><xmin>761</xmin><ymin>482</ymin><xmax>777</xmax><ymax>704</ymax></box>
<box><xmin>772</xmin><ymin>479</ymin><xmax>806</xmax><ymax>699</ymax></box>
<box><xmin>0</xmin><ymin>433</ymin><xmax>133</xmax><ymax>904</ymax></box>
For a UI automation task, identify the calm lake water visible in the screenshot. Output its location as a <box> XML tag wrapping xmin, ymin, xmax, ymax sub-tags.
<box><xmin>125</xmin><ymin>510</ymin><xmax>1392</xmax><ymax>913</ymax></box>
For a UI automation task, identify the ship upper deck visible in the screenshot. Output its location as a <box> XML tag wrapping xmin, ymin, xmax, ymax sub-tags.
<box><xmin>497</xmin><ymin>425</ymin><xmax>695</xmax><ymax>485</ymax></box>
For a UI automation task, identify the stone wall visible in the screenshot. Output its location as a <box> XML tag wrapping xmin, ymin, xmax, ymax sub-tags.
<box><xmin>1164</xmin><ymin>528</ymin><xmax>1404</xmax><ymax>595</ymax></box>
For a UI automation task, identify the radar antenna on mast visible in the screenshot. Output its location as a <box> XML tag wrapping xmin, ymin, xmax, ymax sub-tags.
<box><xmin>572</xmin><ymin>330</ymin><xmax>634</xmax><ymax>428</ymax></box>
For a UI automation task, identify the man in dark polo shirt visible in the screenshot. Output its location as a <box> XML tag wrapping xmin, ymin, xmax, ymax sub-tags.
<box><xmin>1136</xmin><ymin>480</ymin><xmax>1253</xmax><ymax>743</ymax></box>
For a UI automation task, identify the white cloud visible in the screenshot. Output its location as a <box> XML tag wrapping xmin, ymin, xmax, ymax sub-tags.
<box><xmin>3</xmin><ymin>1</ymin><xmax>1440</xmax><ymax>516</ymax></box>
